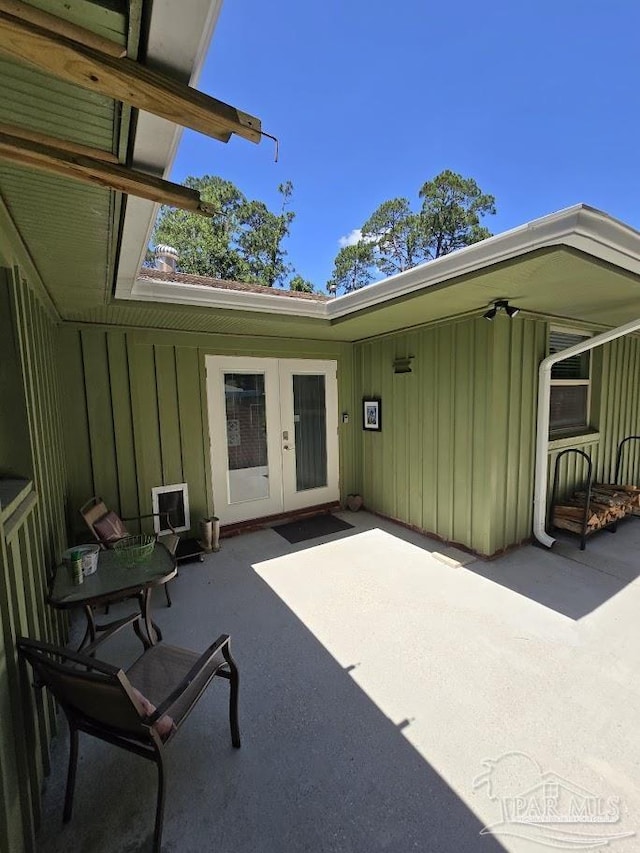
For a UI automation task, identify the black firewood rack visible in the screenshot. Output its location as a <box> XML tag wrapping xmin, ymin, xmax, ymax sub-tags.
<box><xmin>550</xmin><ymin>448</ymin><xmax>594</xmax><ymax>551</ymax></box>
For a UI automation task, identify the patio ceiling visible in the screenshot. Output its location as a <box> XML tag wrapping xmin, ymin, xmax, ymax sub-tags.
<box><xmin>106</xmin><ymin>204</ymin><xmax>640</xmax><ymax>343</ymax></box>
<box><xmin>62</xmin><ymin>242</ymin><xmax>640</xmax><ymax>343</ymax></box>
<box><xmin>0</xmin><ymin>0</ymin><xmax>133</xmax><ymax>315</ymax></box>
<box><xmin>0</xmin><ymin>0</ymin><xmax>243</xmax><ymax>319</ymax></box>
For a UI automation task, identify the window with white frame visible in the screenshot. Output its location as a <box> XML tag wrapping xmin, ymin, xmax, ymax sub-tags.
<box><xmin>549</xmin><ymin>328</ymin><xmax>592</xmax><ymax>434</ymax></box>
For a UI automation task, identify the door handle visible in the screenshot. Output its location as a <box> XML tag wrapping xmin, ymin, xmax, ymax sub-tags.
<box><xmin>283</xmin><ymin>445</ymin><xmax>295</xmax><ymax>451</ymax></box>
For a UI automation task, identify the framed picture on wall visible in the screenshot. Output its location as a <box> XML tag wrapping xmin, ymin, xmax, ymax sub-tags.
<box><xmin>363</xmin><ymin>398</ymin><xmax>382</xmax><ymax>431</ymax></box>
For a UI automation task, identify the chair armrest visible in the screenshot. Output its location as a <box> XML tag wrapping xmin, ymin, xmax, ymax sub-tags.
<box><xmin>149</xmin><ymin>634</ymin><xmax>231</xmax><ymax>724</ymax></box>
<box><xmin>17</xmin><ymin>636</ymin><xmax>121</xmax><ymax>676</ymax></box>
<box><xmin>123</xmin><ymin>512</ymin><xmax>177</xmax><ymax>535</ymax></box>
<box><xmin>83</xmin><ymin>613</ymin><xmax>143</xmax><ymax>657</ymax></box>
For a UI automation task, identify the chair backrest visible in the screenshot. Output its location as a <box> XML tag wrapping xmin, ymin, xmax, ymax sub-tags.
<box><xmin>80</xmin><ymin>496</ymin><xmax>109</xmax><ymax>542</ymax></box>
<box><xmin>17</xmin><ymin>638</ymin><xmax>150</xmax><ymax>740</ymax></box>
<box><xmin>80</xmin><ymin>496</ymin><xmax>128</xmax><ymax>546</ymax></box>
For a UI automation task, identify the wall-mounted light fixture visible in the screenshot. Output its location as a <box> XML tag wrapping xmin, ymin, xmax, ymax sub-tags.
<box><xmin>393</xmin><ymin>356</ymin><xmax>414</xmax><ymax>374</ymax></box>
<box><xmin>483</xmin><ymin>299</ymin><xmax>520</xmax><ymax>321</ymax></box>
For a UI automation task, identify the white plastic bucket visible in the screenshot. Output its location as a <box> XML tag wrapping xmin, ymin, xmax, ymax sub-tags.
<box><xmin>62</xmin><ymin>544</ymin><xmax>100</xmax><ymax>576</ymax></box>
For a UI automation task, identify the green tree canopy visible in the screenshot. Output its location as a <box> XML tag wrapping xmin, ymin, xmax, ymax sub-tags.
<box><xmin>417</xmin><ymin>170</ymin><xmax>496</xmax><ymax>258</ymax></box>
<box><xmin>151</xmin><ymin>176</ymin><xmax>296</xmax><ymax>287</ymax></box>
<box><xmin>362</xmin><ymin>197</ymin><xmax>421</xmax><ymax>276</ymax></box>
<box><xmin>288</xmin><ymin>275</ymin><xmax>315</xmax><ymax>293</ymax></box>
<box><xmin>328</xmin><ymin>170</ymin><xmax>496</xmax><ymax>293</ymax></box>
<box><xmin>327</xmin><ymin>241</ymin><xmax>375</xmax><ymax>294</ymax></box>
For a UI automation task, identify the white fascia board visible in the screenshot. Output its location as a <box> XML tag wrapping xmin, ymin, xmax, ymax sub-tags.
<box><xmin>125</xmin><ymin>204</ymin><xmax>640</xmax><ymax>320</ymax></box>
<box><xmin>325</xmin><ymin>204</ymin><xmax>640</xmax><ymax>320</ymax></box>
<box><xmin>129</xmin><ymin>277</ymin><xmax>327</xmax><ymax>318</ymax></box>
<box><xmin>115</xmin><ymin>1</ymin><xmax>223</xmax><ymax>300</ymax></box>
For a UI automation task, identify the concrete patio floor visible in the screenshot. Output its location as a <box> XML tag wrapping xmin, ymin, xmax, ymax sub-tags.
<box><xmin>37</xmin><ymin>511</ymin><xmax>640</xmax><ymax>852</ymax></box>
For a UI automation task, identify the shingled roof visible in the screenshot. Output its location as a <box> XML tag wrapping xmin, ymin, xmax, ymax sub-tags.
<box><xmin>138</xmin><ymin>268</ymin><xmax>329</xmax><ymax>302</ymax></box>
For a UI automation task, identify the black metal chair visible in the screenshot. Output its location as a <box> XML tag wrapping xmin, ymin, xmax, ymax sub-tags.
<box><xmin>17</xmin><ymin>617</ymin><xmax>240</xmax><ymax>853</ymax></box>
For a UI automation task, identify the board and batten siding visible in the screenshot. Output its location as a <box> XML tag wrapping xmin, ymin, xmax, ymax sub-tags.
<box><xmin>355</xmin><ymin>316</ymin><xmax>640</xmax><ymax>556</ymax></box>
<box><xmin>356</xmin><ymin>317</ymin><xmax>498</xmax><ymax>556</ymax></box>
<box><xmin>0</xmin><ymin>267</ymin><xmax>68</xmax><ymax>853</ymax></box>
<box><xmin>57</xmin><ymin>326</ymin><xmax>357</xmax><ymax>542</ymax></box>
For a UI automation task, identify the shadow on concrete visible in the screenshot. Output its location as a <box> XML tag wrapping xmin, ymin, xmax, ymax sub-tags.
<box><xmin>37</xmin><ymin>528</ymin><xmax>507</xmax><ymax>853</ymax></box>
<box><xmin>466</xmin><ymin>520</ymin><xmax>640</xmax><ymax>621</ymax></box>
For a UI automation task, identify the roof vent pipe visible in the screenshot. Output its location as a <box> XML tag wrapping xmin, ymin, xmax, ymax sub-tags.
<box><xmin>154</xmin><ymin>244</ymin><xmax>179</xmax><ymax>272</ymax></box>
<box><xmin>534</xmin><ymin>317</ymin><xmax>640</xmax><ymax>549</ymax></box>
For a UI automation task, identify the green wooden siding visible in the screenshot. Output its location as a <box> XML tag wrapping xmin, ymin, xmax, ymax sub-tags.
<box><xmin>356</xmin><ymin>317</ymin><xmax>495</xmax><ymax>555</ymax></box>
<box><xmin>355</xmin><ymin>316</ymin><xmax>640</xmax><ymax>556</ymax></box>
<box><xmin>58</xmin><ymin>326</ymin><xmax>357</xmax><ymax>541</ymax></box>
<box><xmin>0</xmin><ymin>267</ymin><xmax>68</xmax><ymax>853</ymax></box>
<box><xmin>484</xmin><ymin>317</ymin><xmax>547</xmax><ymax>554</ymax></box>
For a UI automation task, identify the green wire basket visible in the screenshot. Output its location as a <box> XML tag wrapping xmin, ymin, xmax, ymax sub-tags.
<box><xmin>113</xmin><ymin>534</ymin><xmax>155</xmax><ymax>567</ymax></box>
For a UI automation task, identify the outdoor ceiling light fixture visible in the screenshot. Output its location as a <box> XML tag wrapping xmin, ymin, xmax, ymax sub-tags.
<box><xmin>483</xmin><ymin>299</ymin><xmax>520</xmax><ymax>321</ymax></box>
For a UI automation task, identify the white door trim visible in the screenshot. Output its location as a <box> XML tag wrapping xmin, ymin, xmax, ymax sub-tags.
<box><xmin>205</xmin><ymin>356</ymin><xmax>339</xmax><ymax>525</ymax></box>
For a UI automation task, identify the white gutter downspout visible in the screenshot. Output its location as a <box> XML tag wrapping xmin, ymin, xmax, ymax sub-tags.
<box><xmin>534</xmin><ymin>317</ymin><xmax>640</xmax><ymax>548</ymax></box>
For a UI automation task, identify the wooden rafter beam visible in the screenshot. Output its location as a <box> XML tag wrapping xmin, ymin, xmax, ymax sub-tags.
<box><xmin>0</xmin><ymin>4</ymin><xmax>262</xmax><ymax>145</ymax></box>
<box><xmin>0</xmin><ymin>121</ymin><xmax>119</xmax><ymax>164</ymax></box>
<box><xmin>0</xmin><ymin>0</ymin><xmax>126</xmax><ymax>58</ymax></box>
<box><xmin>0</xmin><ymin>128</ymin><xmax>216</xmax><ymax>216</ymax></box>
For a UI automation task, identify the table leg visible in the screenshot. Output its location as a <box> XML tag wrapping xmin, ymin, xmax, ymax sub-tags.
<box><xmin>78</xmin><ymin>605</ymin><xmax>96</xmax><ymax>651</ymax></box>
<box><xmin>138</xmin><ymin>589</ymin><xmax>162</xmax><ymax>646</ymax></box>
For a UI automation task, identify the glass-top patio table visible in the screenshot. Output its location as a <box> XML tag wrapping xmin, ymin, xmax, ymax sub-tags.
<box><xmin>49</xmin><ymin>543</ymin><xmax>177</xmax><ymax>649</ymax></box>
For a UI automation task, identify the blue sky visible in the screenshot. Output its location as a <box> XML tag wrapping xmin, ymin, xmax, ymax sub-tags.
<box><xmin>169</xmin><ymin>0</ymin><xmax>639</xmax><ymax>289</ymax></box>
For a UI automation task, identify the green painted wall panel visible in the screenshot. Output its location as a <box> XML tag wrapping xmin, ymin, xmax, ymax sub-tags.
<box><xmin>176</xmin><ymin>347</ymin><xmax>209</xmax><ymax>529</ymax></box>
<box><xmin>0</xmin><ymin>266</ymin><xmax>68</xmax><ymax>853</ymax></box>
<box><xmin>59</xmin><ymin>314</ymin><xmax>640</xmax><ymax>560</ymax></box>
<box><xmin>129</xmin><ymin>341</ymin><xmax>164</xmax><ymax>531</ymax></box>
<box><xmin>0</xmin><ymin>269</ymin><xmax>32</xmax><ymax>477</ymax></box>
<box><xmin>155</xmin><ymin>346</ymin><xmax>184</xmax><ymax>487</ymax></box>
<box><xmin>491</xmin><ymin>319</ymin><xmax>640</xmax><ymax>547</ymax></box>
<box><xmin>356</xmin><ymin>317</ymin><xmax>495</xmax><ymax>555</ymax></box>
<box><xmin>61</xmin><ymin>327</ymin><xmax>356</xmax><ymax>541</ymax></box>
<box><xmin>82</xmin><ymin>331</ymin><xmax>120</xmax><ymax>512</ymax></box>
<box><xmin>57</xmin><ymin>329</ymin><xmax>98</xmax><ymax>530</ymax></box>
<box><xmin>355</xmin><ymin>314</ymin><xmax>640</xmax><ymax>555</ymax></box>
<box><xmin>107</xmin><ymin>333</ymin><xmax>140</xmax><ymax>522</ymax></box>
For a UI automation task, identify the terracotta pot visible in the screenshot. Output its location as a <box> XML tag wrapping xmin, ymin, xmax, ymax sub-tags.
<box><xmin>346</xmin><ymin>494</ymin><xmax>363</xmax><ymax>512</ymax></box>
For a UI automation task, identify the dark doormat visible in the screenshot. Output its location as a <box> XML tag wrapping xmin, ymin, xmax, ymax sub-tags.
<box><xmin>273</xmin><ymin>514</ymin><xmax>354</xmax><ymax>544</ymax></box>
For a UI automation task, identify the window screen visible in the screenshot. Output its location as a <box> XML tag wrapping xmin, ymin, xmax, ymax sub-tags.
<box><xmin>549</xmin><ymin>329</ymin><xmax>591</xmax><ymax>434</ymax></box>
<box><xmin>549</xmin><ymin>330</ymin><xmax>590</xmax><ymax>380</ymax></box>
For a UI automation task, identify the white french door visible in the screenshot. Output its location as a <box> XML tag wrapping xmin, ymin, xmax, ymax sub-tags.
<box><xmin>206</xmin><ymin>357</ymin><xmax>339</xmax><ymax>524</ymax></box>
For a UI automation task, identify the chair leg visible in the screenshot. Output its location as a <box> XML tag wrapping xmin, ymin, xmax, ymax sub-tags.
<box><xmin>164</xmin><ymin>582</ymin><xmax>172</xmax><ymax>608</ymax></box>
<box><xmin>63</xmin><ymin>725</ymin><xmax>79</xmax><ymax>823</ymax></box>
<box><xmin>222</xmin><ymin>644</ymin><xmax>241</xmax><ymax>748</ymax></box>
<box><xmin>153</xmin><ymin>753</ymin><xmax>166</xmax><ymax>853</ymax></box>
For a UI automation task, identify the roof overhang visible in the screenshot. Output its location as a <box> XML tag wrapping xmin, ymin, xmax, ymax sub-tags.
<box><xmin>120</xmin><ymin>204</ymin><xmax>640</xmax><ymax>339</ymax></box>
<box><xmin>326</xmin><ymin>204</ymin><xmax>640</xmax><ymax>319</ymax></box>
<box><xmin>115</xmin><ymin>0</ymin><xmax>223</xmax><ymax>299</ymax></box>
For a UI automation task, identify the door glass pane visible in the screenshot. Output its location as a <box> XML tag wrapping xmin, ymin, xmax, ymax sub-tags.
<box><xmin>293</xmin><ymin>375</ymin><xmax>327</xmax><ymax>491</ymax></box>
<box><xmin>224</xmin><ymin>373</ymin><xmax>269</xmax><ymax>503</ymax></box>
